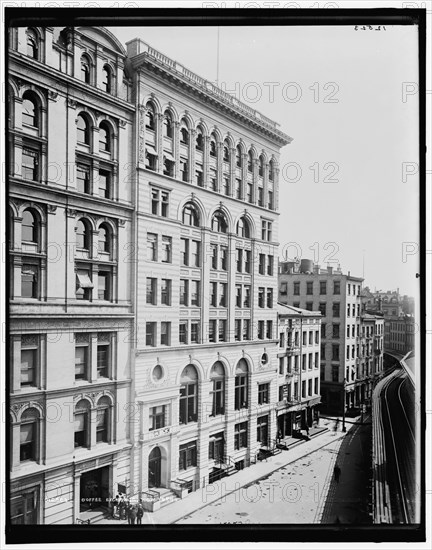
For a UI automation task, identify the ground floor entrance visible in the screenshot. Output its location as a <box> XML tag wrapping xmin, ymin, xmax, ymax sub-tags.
<box><xmin>80</xmin><ymin>466</ymin><xmax>110</xmax><ymax>512</ymax></box>
<box><xmin>149</xmin><ymin>446</ymin><xmax>162</xmax><ymax>488</ymax></box>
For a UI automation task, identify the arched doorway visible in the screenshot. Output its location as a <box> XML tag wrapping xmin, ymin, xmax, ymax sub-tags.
<box><xmin>148</xmin><ymin>446</ymin><xmax>162</xmax><ymax>488</ymax></box>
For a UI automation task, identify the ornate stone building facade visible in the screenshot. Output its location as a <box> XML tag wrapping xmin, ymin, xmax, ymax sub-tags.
<box><xmin>8</xmin><ymin>26</ymin><xmax>134</xmax><ymax>524</ymax></box>
<box><xmin>8</xmin><ymin>27</ymin><xmax>291</xmax><ymax>522</ymax></box>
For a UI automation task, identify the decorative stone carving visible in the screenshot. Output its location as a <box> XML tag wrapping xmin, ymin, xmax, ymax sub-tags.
<box><xmin>119</xmin><ymin>119</ymin><xmax>127</xmax><ymax>128</ymax></box>
<box><xmin>47</xmin><ymin>205</ymin><xmax>57</xmax><ymax>214</ymax></box>
<box><xmin>67</xmin><ymin>98</ymin><xmax>77</xmax><ymax>109</ymax></box>
<box><xmin>138</xmin><ymin>109</ymin><xmax>145</xmax><ymax>163</ymax></box>
<box><xmin>66</xmin><ymin>208</ymin><xmax>78</xmax><ymax>218</ymax></box>
<box><xmin>48</xmin><ymin>90</ymin><xmax>59</xmax><ymax>101</ymax></box>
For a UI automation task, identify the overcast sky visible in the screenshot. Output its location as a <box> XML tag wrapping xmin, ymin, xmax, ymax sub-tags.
<box><xmin>111</xmin><ymin>24</ymin><xmax>419</xmax><ymax>297</ymax></box>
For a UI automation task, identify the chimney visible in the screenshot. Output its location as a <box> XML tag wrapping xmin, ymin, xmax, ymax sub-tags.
<box><xmin>327</xmin><ymin>266</ymin><xmax>333</xmax><ymax>275</ymax></box>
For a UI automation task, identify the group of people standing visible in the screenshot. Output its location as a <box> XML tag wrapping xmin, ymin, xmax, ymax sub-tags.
<box><xmin>112</xmin><ymin>494</ymin><xmax>144</xmax><ymax>525</ymax></box>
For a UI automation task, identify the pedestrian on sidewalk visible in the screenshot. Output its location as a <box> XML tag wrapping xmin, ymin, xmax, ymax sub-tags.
<box><xmin>333</xmin><ymin>463</ymin><xmax>341</xmax><ymax>483</ymax></box>
<box><xmin>136</xmin><ymin>501</ymin><xmax>144</xmax><ymax>525</ymax></box>
<box><xmin>305</xmin><ymin>425</ymin><xmax>310</xmax><ymax>439</ymax></box>
<box><xmin>128</xmin><ymin>505</ymin><xmax>137</xmax><ymax>525</ymax></box>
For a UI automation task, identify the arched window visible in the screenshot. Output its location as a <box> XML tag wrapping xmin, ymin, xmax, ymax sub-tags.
<box><xmin>180</xmin><ymin>126</ymin><xmax>189</xmax><ymax>145</ymax></box>
<box><xmin>81</xmin><ymin>54</ymin><xmax>91</xmax><ymax>84</ymax></box>
<box><xmin>259</xmin><ymin>155</ymin><xmax>265</xmax><ymax>177</ymax></box>
<box><xmin>236</xmin><ymin>145</ymin><xmax>242</xmax><ymax>168</ymax></box>
<box><xmin>235</xmin><ymin>359</ymin><xmax>249</xmax><ymax>410</ymax></box>
<box><xmin>223</xmin><ymin>143</ymin><xmax>230</xmax><ymax>162</ymax></box>
<box><xmin>163</xmin><ymin>112</ymin><xmax>173</xmax><ymax>138</ymax></box>
<box><xmin>236</xmin><ymin>216</ymin><xmax>250</xmax><ymax>238</ymax></box>
<box><xmin>102</xmin><ymin>65</ymin><xmax>112</xmax><ymax>94</ymax></box>
<box><xmin>209</xmin><ymin>134</ymin><xmax>217</xmax><ymax>157</ymax></box>
<box><xmin>98</xmin><ymin>224</ymin><xmax>111</xmax><ymax>254</ymax></box>
<box><xmin>8</xmin><ymin>207</ymin><xmax>14</xmax><ymax>250</ymax></box>
<box><xmin>96</xmin><ymin>396</ymin><xmax>111</xmax><ymax>443</ymax></box>
<box><xmin>269</xmin><ymin>159</ymin><xmax>274</xmax><ymax>182</ymax></box>
<box><xmin>74</xmin><ymin>400</ymin><xmax>90</xmax><ymax>448</ymax></box>
<box><xmin>20</xmin><ymin>408</ymin><xmax>40</xmax><ymax>462</ymax></box>
<box><xmin>248</xmin><ymin>151</ymin><xmax>253</xmax><ymax>172</ymax></box>
<box><xmin>179</xmin><ymin>364</ymin><xmax>198</xmax><ymax>424</ymax></box>
<box><xmin>26</xmin><ymin>29</ymin><xmax>39</xmax><ymax>60</ymax></box>
<box><xmin>211</xmin><ymin>210</ymin><xmax>228</xmax><ymax>233</ymax></box>
<box><xmin>99</xmin><ymin>122</ymin><xmax>111</xmax><ymax>153</ymax></box>
<box><xmin>22</xmin><ymin>92</ymin><xmax>38</xmax><ymax>128</ymax></box>
<box><xmin>77</xmin><ymin>114</ymin><xmax>90</xmax><ymax>145</ymax></box>
<box><xmin>145</xmin><ymin>102</ymin><xmax>155</xmax><ymax>130</ymax></box>
<box><xmin>195</xmin><ymin>128</ymin><xmax>204</xmax><ymax>151</ymax></box>
<box><xmin>76</xmin><ymin>219</ymin><xmax>90</xmax><ymax>250</ymax></box>
<box><xmin>210</xmin><ymin>362</ymin><xmax>225</xmax><ymax>417</ymax></box>
<box><xmin>182</xmin><ymin>203</ymin><xmax>200</xmax><ymax>227</ymax></box>
<box><xmin>22</xmin><ymin>209</ymin><xmax>38</xmax><ymax>243</ymax></box>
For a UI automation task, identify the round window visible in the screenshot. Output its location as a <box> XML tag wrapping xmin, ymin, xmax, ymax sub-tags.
<box><xmin>261</xmin><ymin>353</ymin><xmax>268</xmax><ymax>365</ymax></box>
<box><xmin>152</xmin><ymin>364</ymin><xmax>164</xmax><ymax>382</ymax></box>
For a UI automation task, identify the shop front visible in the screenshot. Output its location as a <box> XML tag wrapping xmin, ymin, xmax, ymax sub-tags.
<box><xmin>79</xmin><ymin>466</ymin><xmax>110</xmax><ymax>512</ymax></box>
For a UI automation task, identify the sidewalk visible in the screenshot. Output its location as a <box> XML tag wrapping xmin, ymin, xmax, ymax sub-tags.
<box><xmin>94</xmin><ymin>416</ymin><xmax>352</xmax><ymax>525</ymax></box>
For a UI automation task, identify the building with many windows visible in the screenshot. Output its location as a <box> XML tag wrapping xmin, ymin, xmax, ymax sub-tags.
<box><xmin>8</xmin><ymin>25</ymin><xmax>292</xmax><ymax>522</ymax></box>
<box><xmin>8</xmin><ymin>26</ymin><xmax>135</xmax><ymax>524</ymax></box>
<box><xmin>276</xmin><ymin>303</ymin><xmax>322</xmax><ymax>439</ymax></box>
<box><xmin>278</xmin><ymin>259</ymin><xmax>373</xmax><ymax>413</ymax></box>
<box><xmin>127</xmin><ymin>37</ymin><xmax>291</xmax><ymax>504</ymax></box>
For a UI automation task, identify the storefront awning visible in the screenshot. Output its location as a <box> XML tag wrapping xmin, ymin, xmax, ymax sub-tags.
<box><xmin>146</xmin><ymin>146</ymin><xmax>158</xmax><ymax>156</ymax></box>
<box><xmin>76</xmin><ymin>273</ymin><xmax>94</xmax><ymax>289</ymax></box>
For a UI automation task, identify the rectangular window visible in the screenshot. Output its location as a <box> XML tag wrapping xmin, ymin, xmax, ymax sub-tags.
<box><xmin>244</xmin><ymin>250</ymin><xmax>251</xmax><ymax>273</ymax></box>
<box><xmin>162</xmin><ymin>236</ymin><xmax>172</xmax><ymax>263</ymax></box>
<box><xmin>266</xmin><ymin>320</ymin><xmax>273</xmax><ymax>340</ymax></box>
<box><xmin>97</xmin><ymin>270</ymin><xmax>111</xmax><ymax>301</ymax></box>
<box><xmin>149</xmin><ymin>405</ymin><xmax>166</xmax><ymax>431</ymax></box>
<box><xmin>306</xmin><ymin>281</ymin><xmax>313</xmax><ymax>295</ymax></box>
<box><xmin>190</xmin><ymin>321</ymin><xmax>200</xmax><ymax>344</ymax></box>
<box><xmin>234</xmin><ymin>422</ymin><xmax>248</xmax><ymax>450</ymax></box>
<box><xmin>259</xmin><ymin>254</ymin><xmax>265</xmax><ymax>275</ymax></box>
<box><xmin>235</xmin><ymin>285</ymin><xmax>242</xmax><ymax>308</ymax></box>
<box><xmin>247</xmin><ymin>182</ymin><xmax>253</xmax><ymax>203</ymax></box>
<box><xmin>218</xmin><ymin>319</ymin><xmax>227</xmax><ymax>342</ymax></box>
<box><xmin>258</xmin><ymin>287</ymin><xmax>265</xmax><ymax>308</ymax></box>
<box><xmin>267</xmin><ymin>255</ymin><xmax>274</xmax><ymax>276</ymax></box>
<box><xmin>332</xmin><ymin>324</ymin><xmax>339</xmax><ymax>338</ymax></box>
<box><xmin>98</xmin><ymin>169</ymin><xmax>111</xmax><ymax>199</ymax></box>
<box><xmin>243</xmin><ymin>319</ymin><xmax>250</xmax><ymax>341</ymax></box>
<box><xmin>220</xmin><ymin>246</ymin><xmax>228</xmax><ymax>271</ymax></box>
<box><xmin>211</xmin><ymin>282</ymin><xmax>217</xmax><ymax>307</ymax></box>
<box><xmin>179</xmin><ymin>322</ymin><xmax>187</xmax><ymax>344</ymax></box>
<box><xmin>319</xmin><ymin>302</ymin><xmax>326</xmax><ymax>316</ymax></box>
<box><xmin>302</xmin><ymin>331</ymin><xmax>307</xmax><ymax>346</ymax></box>
<box><xmin>151</xmin><ymin>189</ymin><xmax>169</xmax><ymax>217</ymax></box>
<box><xmin>257</xmin><ymin>415</ymin><xmax>269</xmax><ymax>445</ymax></box>
<box><xmin>22</xmin><ymin>147</ymin><xmax>39</xmax><ymax>181</ymax></box>
<box><xmin>235</xmin><ymin>319</ymin><xmax>241</xmax><ymax>341</ymax></box>
<box><xmin>302</xmin><ymin>354</ymin><xmax>306</xmax><ymax>371</ymax></box>
<box><xmin>236</xmin><ymin>248</ymin><xmax>242</xmax><ymax>272</ymax></box>
<box><xmin>75</xmin><ymin>334</ymin><xmax>89</xmax><ymax>380</ymax></box>
<box><xmin>191</xmin><ymin>281</ymin><xmax>200</xmax><ymax>306</ymax></box>
<box><xmin>161</xmin><ymin>322</ymin><xmax>171</xmax><ymax>346</ymax></box>
<box><xmin>258</xmin><ymin>320</ymin><xmax>264</xmax><ymax>340</ymax></box>
<box><xmin>306</xmin><ymin>302</ymin><xmax>313</xmax><ymax>311</ymax></box>
<box><xmin>332</xmin><ymin>344</ymin><xmax>339</xmax><ymax>361</ymax></box>
<box><xmin>261</xmin><ymin>220</ymin><xmax>272</xmax><ymax>241</ymax></box>
<box><xmin>235</xmin><ymin>178</ymin><xmax>242</xmax><ymax>199</ymax></box>
<box><xmin>161</xmin><ymin>279</ymin><xmax>171</xmax><ymax>306</ymax></box>
<box><xmin>179</xmin><ymin>441</ymin><xmax>197</xmax><ymax>471</ymax></box>
<box><xmin>308</xmin><ymin>353</ymin><xmax>313</xmax><ymax>369</ymax></box>
<box><xmin>211</xmin><ymin>244</ymin><xmax>218</xmax><ymax>270</ymax></box>
<box><xmin>258</xmin><ymin>383</ymin><xmax>269</xmax><ymax>405</ymax></box>
<box><xmin>180</xmin><ymin>279</ymin><xmax>189</xmax><ymax>306</ymax></box>
<box><xmin>191</xmin><ymin>240</ymin><xmax>201</xmax><ymax>267</ymax></box>
<box><xmin>333</xmin><ymin>281</ymin><xmax>340</xmax><ymax>295</ymax></box>
<box><xmin>21</xmin><ymin>264</ymin><xmax>38</xmax><ymax>298</ymax></box>
<box><xmin>181</xmin><ymin>238</ymin><xmax>189</xmax><ymax>266</ymax></box>
<box><xmin>147</xmin><ymin>233</ymin><xmax>157</xmax><ymax>261</ymax></box>
<box><xmin>257</xmin><ymin>186</ymin><xmax>264</xmax><ymax>207</ymax></box>
<box><xmin>347</xmin><ymin>325</ymin><xmax>350</xmax><ymax>338</ymax></box>
<box><xmin>348</xmin><ymin>284</ymin><xmax>351</xmax><ymax>295</ymax></box>
<box><xmin>347</xmin><ymin>304</ymin><xmax>351</xmax><ymax>317</ymax></box>
<box><xmin>314</xmin><ymin>377</ymin><xmax>318</xmax><ymax>394</ymax></box>
<box><xmin>243</xmin><ymin>286</ymin><xmax>251</xmax><ymax>308</ymax></box>
<box><xmin>97</xmin><ymin>333</ymin><xmax>110</xmax><ymax>378</ymax></box>
<box><xmin>76</xmin><ymin>164</ymin><xmax>90</xmax><ymax>194</ymax></box>
<box><xmin>320</xmin><ymin>281</ymin><xmax>327</xmax><ymax>295</ymax></box>
<box><xmin>294</xmin><ymin>282</ymin><xmax>300</xmax><ymax>295</ymax></box>
<box><xmin>20</xmin><ymin>423</ymin><xmax>36</xmax><ymax>461</ymax></box>
<box><xmin>309</xmin><ymin>331</ymin><xmax>313</xmax><ymax>345</ymax></box>
<box><xmin>146</xmin><ymin>322</ymin><xmax>156</xmax><ymax>346</ymax></box>
<box><xmin>308</xmin><ymin>379</ymin><xmax>312</xmax><ymax>397</ymax></box>
<box><xmin>209</xmin><ymin>320</ymin><xmax>217</xmax><ymax>343</ymax></box>
<box><xmin>21</xmin><ymin>336</ymin><xmax>38</xmax><ymax>387</ymax></box>
<box><xmin>266</xmin><ymin>288</ymin><xmax>273</xmax><ymax>308</ymax></box>
<box><xmin>315</xmin><ymin>330</ymin><xmax>319</xmax><ymax>344</ymax></box>
<box><xmin>219</xmin><ymin>283</ymin><xmax>227</xmax><ymax>307</ymax></box>
<box><xmin>333</xmin><ymin>302</ymin><xmax>340</xmax><ymax>317</ymax></box>
<box><xmin>302</xmin><ymin>380</ymin><xmax>306</xmax><ymax>399</ymax></box>
<box><xmin>146</xmin><ymin>277</ymin><xmax>157</xmax><ymax>305</ymax></box>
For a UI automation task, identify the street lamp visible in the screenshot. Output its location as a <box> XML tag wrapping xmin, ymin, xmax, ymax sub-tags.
<box><xmin>342</xmin><ymin>378</ymin><xmax>347</xmax><ymax>432</ymax></box>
